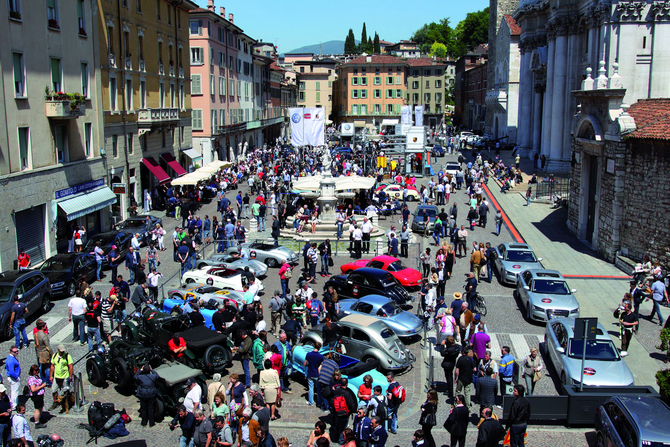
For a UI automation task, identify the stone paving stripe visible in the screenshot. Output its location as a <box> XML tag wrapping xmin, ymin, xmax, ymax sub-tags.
<box><xmin>563</xmin><ymin>274</ymin><xmax>631</xmax><ymax>279</ymax></box>
<box><xmin>49</xmin><ymin>322</ymin><xmax>75</xmax><ymax>345</ymax></box>
<box><xmin>489</xmin><ymin>332</ymin><xmax>501</xmax><ymax>357</ymax></box>
<box><xmin>510</xmin><ymin>333</ymin><xmax>531</xmax><ymax>358</ymax></box>
<box><xmin>525</xmin><ymin>334</ymin><xmax>543</xmax><ymax>352</ymax></box>
<box><xmin>482</xmin><ymin>183</ymin><xmax>525</xmax><ymax>243</ymax></box>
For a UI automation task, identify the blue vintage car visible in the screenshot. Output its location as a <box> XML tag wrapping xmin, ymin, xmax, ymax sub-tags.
<box><xmin>162</xmin><ymin>290</ymin><xmax>245</xmax><ymax>330</ymax></box>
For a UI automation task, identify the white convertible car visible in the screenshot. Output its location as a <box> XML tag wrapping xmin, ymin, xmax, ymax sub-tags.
<box><xmin>180</xmin><ymin>267</ymin><xmax>265</xmax><ymax>293</ymax></box>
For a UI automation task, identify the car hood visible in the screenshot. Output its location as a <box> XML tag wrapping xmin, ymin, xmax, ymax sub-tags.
<box><xmin>390</xmin><ymin>311</ymin><xmax>423</xmax><ymax>331</ymax></box>
<box><xmin>529</xmin><ymin>293</ymin><xmax>579</xmax><ymax>310</ymax></box>
<box><xmin>392</xmin><ymin>268</ymin><xmax>422</xmax><ymax>285</ymax></box>
<box><xmin>342</xmin><ymin>260</ymin><xmax>369</xmax><ymax>271</ymax></box>
<box><xmin>40</xmin><ymin>271</ymin><xmax>71</xmax><ymax>283</ymax></box>
<box><xmin>501</xmin><ymin>260</ymin><xmax>542</xmax><ymax>272</ymax></box>
<box><xmin>564</xmin><ymin>357</ymin><xmax>634</xmax><ymax>386</ymax></box>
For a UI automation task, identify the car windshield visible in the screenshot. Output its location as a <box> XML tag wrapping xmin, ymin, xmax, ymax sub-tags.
<box><xmin>118</xmin><ymin>220</ymin><xmax>145</xmax><ymax>229</ymax></box>
<box><xmin>415</xmin><ymin>208</ymin><xmax>437</xmax><ymax>217</ymax></box>
<box><xmin>387</xmin><ymin>260</ymin><xmax>407</xmax><ymax>272</ymax></box>
<box><xmin>380</xmin><ymin>328</ymin><xmax>393</xmax><ymax>339</ymax></box>
<box><xmin>506</xmin><ymin>250</ymin><xmax>537</xmax><ymax>262</ymax></box>
<box><xmin>379</xmin><ymin>302</ymin><xmax>400</xmax><ymax>317</ymax></box>
<box><xmin>567</xmin><ymin>339</ymin><xmax>620</xmax><ymax>361</ymax></box>
<box><xmin>0</xmin><ymin>285</ymin><xmax>13</xmax><ymax>303</ymax></box>
<box><xmin>532</xmin><ymin>280</ymin><xmax>571</xmax><ymax>295</ymax></box>
<box><xmin>379</xmin><ymin>276</ymin><xmax>399</xmax><ymax>287</ymax></box>
<box><xmin>39</xmin><ymin>259</ymin><xmax>72</xmax><ymax>272</ymax></box>
<box><xmin>446</xmin><ymin>163</ymin><xmax>460</xmax><ymax>170</ymax></box>
<box><xmin>84</xmin><ymin>235</ymin><xmax>113</xmax><ymax>248</ymax></box>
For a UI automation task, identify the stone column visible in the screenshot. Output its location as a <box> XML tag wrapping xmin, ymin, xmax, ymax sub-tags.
<box><xmin>541</xmin><ymin>35</ymin><xmax>555</xmax><ymax>159</ymax></box>
<box><xmin>532</xmin><ymin>85</ymin><xmax>543</xmax><ymax>156</ymax></box>
<box><xmin>548</xmin><ymin>21</ymin><xmax>568</xmax><ymax>172</ymax></box>
<box><xmin>517</xmin><ymin>45</ymin><xmax>533</xmax><ymax>157</ymax></box>
<box><xmin>561</xmin><ymin>28</ymin><xmax>581</xmax><ymax>164</ymax></box>
<box><xmin>650</xmin><ymin>5</ymin><xmax>670</xmax><ymax>97</ymax></box>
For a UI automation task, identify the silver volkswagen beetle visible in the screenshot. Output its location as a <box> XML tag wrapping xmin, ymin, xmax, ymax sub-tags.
<box><xmin>515</xmin><ymin>269</ymin><xmax>580</xmax><ymax>322</ymax></box>
<box><xmin>544</xmin><ymin>317</ymin><xmax>634</xmax><ymax>388</ymax></box>
<box><xmin>301</xmin><ymin>315</ymin><xmax>415</xmax><ymax>371</ymax></box>
<box><xmin>337</xmin><ymin>295</ymin><xmax>423</xmax><ymax>338</ymax></box>
<box><xmin>493</xmin><ymin>242</ymin><xmax>543</xmax><ymax>285</ymax></box>
<box><xmin>194</xmin><ymin>254</ymin><xmax>268</xmax><ymax>277</ymax></box>
<box><xmin>225</xmin><ymin>242</ymin><xmax>299</xmax><ymax>268</ymax></box>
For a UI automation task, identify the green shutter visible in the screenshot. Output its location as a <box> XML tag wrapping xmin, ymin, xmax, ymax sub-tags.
<box><xmin>47</xmin><ymin>0</ymin><xmax>55</xmax><ymax>8</ymax></box>
<box><xmin>13</xmin><ymin>54</ymin><xmax>22</xmax><ymax>83</ymax></box>
<box><xmin>51</xmin><ymin>59</ymin><xmax>60</xmax><ymax>86</ymax></box>
<box><xmin>316</xmin><ymin>92</ymin><xmax>320</xmax><ymax>102</ymax></box>
<box><xmin>316</xmin><ymin>81</ymin><xmax>320</xmax><ymax>90</ymax></box>
<box><xmin>351</xmin><ymin>89</ymin><xmax>354</xmax><ymax>99</ymax></box>
<box><xmin>396</xmin><ymin>104</ymin><xmax>400</xmax><ymax>114</ymax></box>
<box><xmin>77</xmin><ymin>0</ymin><xmax>83</xmax><ymax>18</ymax></box>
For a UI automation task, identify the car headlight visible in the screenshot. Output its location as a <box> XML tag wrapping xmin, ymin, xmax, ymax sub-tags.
<box><xmin>387</xmin><ymin>358</ymin><xmax>392</xmax><ymax>364</ymax></box>
<box><xmin>570</xmin><ymin>308</ymin><xmax>579</xmax><ymax>313</ymax></box>
<box><xmin>532</xmin><ymin>305</ymin><xmax>543</xmax><ymax>311</ymax></box>
<box><xmin>53</xmin><ymin>282</ymin><xmax>65</xmax><ymax>287</ymax></box>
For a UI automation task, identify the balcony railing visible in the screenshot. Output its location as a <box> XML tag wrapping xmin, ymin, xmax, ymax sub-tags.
<box><xmin>139</xmin><ymin>59</ymin><xmax>145</xmax><ymax>72</ymax></box>
<box><xmin>45</xmin><ymin>100</ymin><xmax>85</xmax><ymax>119</ymax></box>
<box><xmin>108</xmin><ymin>53</ymin><xmax>116</xmax><ymax>68</ymax></box>
<box><xmin>169</xmin><ymin>63</ymin><xmax>175</xmax><ymax>76</ymax></box>
<box><xmin>137</xmin><ymin>107</ymin><xmax>179</xmax><ymax>123</ymax></box>
<box><xmin>125</xmin><ymin>56</ymin><xmax>132</xmax><ymax>70</ymax></box>
<box><xmin>158</xmin><ymin>62</ymin><xmax>164</xmax><ymax>75</ymax></box>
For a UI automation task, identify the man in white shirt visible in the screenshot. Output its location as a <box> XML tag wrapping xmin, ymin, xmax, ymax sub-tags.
<box><xmin>297</xmin><ymin>282</ymin><xmax>314</xmax><ymax>303</ymax></box>
<box><xmin>68</xmin><ymin>292</ymin><xmax>87</xmax><ymax>345</ymax></box>
<box><xmin>436</xmin><ymin>183</ymin><xmax>445</xmax><ymax>205</ymax></box>
<box><xmin>336</xmin><ymin>210</ymin><xmax>346</xmax><ymax>239</ymax></box>
<box><xmin>248</xmin><ymin>278</ymin><xmax>260</xmax><ymax>299</ymax></box>
<box><xmin>348</xmin><ymin>220</ymin><xmax>357</xmax><ymax>252</ymax></box>
<box><xmin>12</xmin><ymin>404</ymin><xmax>32</xmax><ymax>446</ymax></box>
<box><xmin>353</xmin><ymin>225</ymin><xmax>363</xmax><ymax>259</ymax></box>
<box><xmin>147</xmin><ymin>268</ymin><xmax>163</xmax><ymax>303</ymax></box>
<box><xmin>131</xmin><ymin>233</ymin><xmax>141</xmax><ymax>251</ymax></box>
<box><xmin>361</xmin><ymin>217</ymin><xmax>373</xmax><ymax>254</ymax></box>
<box><xmin>183</xmin><ymin>378</ymin><xmax>202</xmax><ymax>413</ymax></box>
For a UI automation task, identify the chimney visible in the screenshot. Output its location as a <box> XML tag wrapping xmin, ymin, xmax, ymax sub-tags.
<box><xmin>207</xmin><ymin>0</ymin><xmax>214</xmax><ymax>11</ymax></box>
<box><xmin>219</xmin><ymin>6</ymin><xmax>225</xmax><ymax>17</ymax></box>
<box><xmin>228</xmin><ymin>13</ymin><xmax>233</xmax><ymax>23</ymax></box>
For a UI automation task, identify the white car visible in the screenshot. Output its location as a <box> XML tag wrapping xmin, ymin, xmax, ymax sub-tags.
<box><xmin>181</xmin><ymin>267</ymin><xmax>264</xmax><ymax>293</ymax></box>
<box><xmin>443</xmin><ymin>162</ymin><xmax>461</xmax><ymax>177</ymax></box>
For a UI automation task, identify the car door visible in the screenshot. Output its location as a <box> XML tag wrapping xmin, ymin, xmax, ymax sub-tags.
<box><xmin>547</xmin><ymin>321</ymin><xmax>564</xmax><ymax>368</ymax></box>
<box><xmin>349</xmin><ymin>328</ymin><xmax>374</xmax><ymax>359</ymax></box>
<box><xmin>80</xmin><ymin>255</ymin><xmax>97</xmax><ymax>282</ymax></box>
<box><xmin>23</xmin><ymin>276</ymin><xmax>42</xmax><ymax>315</ymax></box>
<box><xmin>518</xmin><ymin>271</ymin><xmax>533</xmax><ymax>308</ymax></box>
<box><xmin>348</xmin><ymin>273</ymin><xmax>365</xmax><ymax>298</ymax></box>
<box><xmin>600</xmin><ymin>403</ymin><xmax>625</xmax><ymax>447</ymax></box>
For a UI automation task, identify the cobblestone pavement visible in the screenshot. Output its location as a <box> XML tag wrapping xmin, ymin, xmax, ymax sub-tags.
<box><xmin>0</xmin><ymin>153</ymin><xmax>620</xmax><ymax>446</ymax></box>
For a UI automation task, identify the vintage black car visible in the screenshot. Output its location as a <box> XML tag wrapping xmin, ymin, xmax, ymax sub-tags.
<box><xmin>86</xmin><ymin>340</ymin><xmax>207</xmax><ymax>420</ymax></box>
<box><xmin>38</xmin><ymin>253</ymin><xmax>97</xmax><ymax>298</ymax></box>
<box><xmin>82</xmin><ymin>232</ymin><xmax>133</xmax><ymax>268</ymax></box>
<box><xmin>122</xmin><ymin>308</ymin><xmax>232</xmax><ymax>374</ymax></box>
<box><xmin>324</xmin><ymin>268</ymin><xmax>411</xmax><ymax>306</ymax></box>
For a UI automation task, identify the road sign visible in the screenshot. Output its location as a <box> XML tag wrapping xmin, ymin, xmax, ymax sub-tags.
<box><xmin>112</xmin><ymin>183</ymin><xmax>126</xmax><ymax>194</ymax></box>
<box><xmin>574</xmin><ymin>318</ymin><xmax>598</xmax><ymax>341</ymax></box>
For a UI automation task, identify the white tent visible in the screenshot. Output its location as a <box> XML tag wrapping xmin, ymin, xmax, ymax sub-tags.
<box><xmin>335</xmin><ymin>175</ymin><xmax>376</xmax><ymax>191</ymax></box>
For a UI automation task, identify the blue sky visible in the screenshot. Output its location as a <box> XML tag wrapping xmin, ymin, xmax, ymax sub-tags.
<box><xmin>193</xmin><ymin>0</ymin><xmax>490</xmax><ymax>54</ymax></box>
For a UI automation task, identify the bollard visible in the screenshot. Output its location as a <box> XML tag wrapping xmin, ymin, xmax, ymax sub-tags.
<box><xmin>426</xmin><ymin>352</ymin><xmax>435</xmax><ymax>392</ymax></box>
<box><xmin>71</xmin><ymin>372</ymin><xmax>89</xmax><ymax>413</ymax></box>
<box><xmin>421</xmin><ymin>319</ymin><xmax>429</xmax><ymax>350</ymax></box>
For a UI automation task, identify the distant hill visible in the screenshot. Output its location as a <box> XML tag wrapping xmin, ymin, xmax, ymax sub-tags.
<box><xmin>284</xmin><ymin>39</ymin><xmax>359</xmax><ymax>55</ymax></box>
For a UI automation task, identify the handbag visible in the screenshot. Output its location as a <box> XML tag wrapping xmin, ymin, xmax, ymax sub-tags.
<box><xmin>328</xmin><ymin>257</ymin><xmax>334</xmax><ymax>267</ymax></box>
<box><xmin>422</xmin><ymin>409</ymin><xmax>437</xmax><ymax>427</ymax></box>
<box><xmin>443</xmin><ymin>415</ymin><xmax>455</xmax><ymax>433</ymax></box>
<box><xmin>533</xmin><ymin>370</ymin><xmax>542</xmax><ymax>382</ymax></box>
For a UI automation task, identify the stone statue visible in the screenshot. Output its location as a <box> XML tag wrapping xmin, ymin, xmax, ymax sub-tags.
<box><xmin>322</xmin><ymin>149</ymin><xmax>332</xmax><ymax>172</ymax></box>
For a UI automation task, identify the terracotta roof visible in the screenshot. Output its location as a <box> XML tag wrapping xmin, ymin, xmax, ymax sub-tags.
<box><xmin>343</xmin><ymin>55</ymin><xmax>407</xmax><ymax>66</ymax></box>
<box><xmin>406</xmin><ymin>58</ymin><xmax>446</xmax><ymax>67</ymax></box>
<box><xmin>504</xmin><ymin>15</ymin><xmax>521</xmax><ymax>35</ymax></box>
<box><xmin>379</xmin><ymin>40</ymin><xmax>393</xmax><ymax>45</ymax></box>
<box><xmin>626</xmin><ymin>99</ymin><xmax>670</xmax><ymax>140</ymax></box>
<box><xmin>270</xmin><ymin>62</ymin><xmax>285</xmax><ymax>72</ymax></box>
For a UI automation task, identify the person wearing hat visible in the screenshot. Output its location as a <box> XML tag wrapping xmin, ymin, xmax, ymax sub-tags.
<box><xmin>134</xmin><ymin>363</ymin><xmax>158</xmax><ymax>427</ymax></box>
<box><xmin>107</xmin><ymin>245</ymin><xmax>121</xmax><ymax>284</ymax></box>
<box><xmin>49</xmin><ymin>345</ymin><xmax>73</xmax><ymax>411</ymax></box>
<box><xmin>183</xmin><ymin>378</ymin><xmax>202</xmax><ymax>414</ymax></box>
<box><xmin>353</xmin><ymin>402</ymin><xmax>372</xmax><ymax>447</ymax></box>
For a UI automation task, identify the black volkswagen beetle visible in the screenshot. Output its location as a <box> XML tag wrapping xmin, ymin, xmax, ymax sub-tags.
<box><xmin>324</xmin><ymin>267</ymin><xmax>411</xmax><ymax>306</ymax></box>
<box><xmin>38</xmin><ymin>253</ymin><xmax>97</xmax><ymax>298</ymax></box>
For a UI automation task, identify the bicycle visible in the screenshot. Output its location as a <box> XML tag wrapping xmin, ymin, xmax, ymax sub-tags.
<box><xmin>473</xmin><ymin>293</ymin><xmax>487</xmax><ymax>317</ymax></box>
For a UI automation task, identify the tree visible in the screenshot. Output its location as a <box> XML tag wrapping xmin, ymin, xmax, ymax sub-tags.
<box><xmin>373</xmin><ymin>32</ymin><xmax>381</xmax><ymax>54</ymax></box>
<box><xmin>361</xmin><ymin>23</ymin><xmax>368</xmax><ymax>49</ymax></box>
<box><xmin>344</xmin><ymin>28</ymin><xmax>356</xmax><ymax>54</ymax></box>
<box><xmin>367</xmin><ymin>37</ymin><xmax>373</xmax><ymax>53</ymax></box>
<box><xmin>430</xmin><ymin>42</ymin><xmax>448</xmax><ymax>58</ymax></box>
<box><xmin>453</xmin><ymin>8</ymin><xmax>489</xmax><ymax>58</ymax></box>
<box><xmin>411</xmin><ymin>18</ymin><xmax>454</xmax><ymax>55</ymax></box>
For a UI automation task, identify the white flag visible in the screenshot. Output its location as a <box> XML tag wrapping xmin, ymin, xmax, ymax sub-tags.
<box><xmin>306</xmin><ymin>107</ymin><xmax>325</xmax><ymax>146</ymax></box>
<box><xmin>289</xmin><ymin>108</ymin><xmax>305</xmax><ymax>147</ymax></box>
<box><xmin>414</xmin><ymin>106</ymin><xmax>424</xmax><ymax>127</ymax></box>
<box><xmin>401</xmin><ymin>105</ymin><xmax>412</xmax><ymax>125</ymax></box>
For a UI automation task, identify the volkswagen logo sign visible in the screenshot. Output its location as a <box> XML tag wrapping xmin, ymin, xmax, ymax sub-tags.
<box><xmin>291</xmin><ymin>113</ymin><xmax>301</xmax><ymax>123</ymax></box>
<box><xmin>344</xmin><ymin>124</ymin><xmax>351</xmax><ymax>130</ymax></box>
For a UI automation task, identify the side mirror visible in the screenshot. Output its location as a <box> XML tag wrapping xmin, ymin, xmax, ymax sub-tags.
<box><xmin>538</xmin><ymin>258</ymin><xmax>543</xmax><ymax>262</ymax></box>
<box><xmin>523</xmin><ymin>285</ymin><xmax>530</xmax><ymax>291</ymax></box>
<box><xmin>620</xmin><ymin>351</ymin><xmax>629</xmax><ymax>358</ymax></box>
<box><xmin>571</xmin><ymin>289</ymin><xmax>577</xmax><ymax>293</ymax></box>
<box><xmin>556</xmin><ymin>346</ymin><xmax>565</xmax><ymax>354</ymax></box>
<box><xmin>16</xmin><ymin>294</ymin><xmax>23</xmax><ymax>300</ymax></box>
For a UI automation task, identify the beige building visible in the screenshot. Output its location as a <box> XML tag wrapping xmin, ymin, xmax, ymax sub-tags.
<box><xmin>407</xmin><ymin>58</ymin><xmax>447</xmax><ymax>128</ymax></box>
<box><xmin>0</xmin><ymin>0</ymin><xmax>109</xmax><ymax>267</ymax></box>
<box><xmin>296</xmin><ymin>58</ymin><xmax>337</xmax><ymax>113</ymax></box>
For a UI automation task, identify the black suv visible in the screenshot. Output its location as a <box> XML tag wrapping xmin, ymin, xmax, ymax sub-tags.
<box><xmin>0</xmin><ymin>270</ymin><xmax>51</xmax><ymax>339</ymax></box>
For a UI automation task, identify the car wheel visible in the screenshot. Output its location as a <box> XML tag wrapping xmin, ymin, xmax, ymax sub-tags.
<box><xmin>86</xmin><ymin>359</ymin><xmax>106</xmax><ymax>387</ymax></box>
<box><xmin>512</xmin><ymin>289</ymin><xmax>518</xmax><ymax>299</ymax></box>
<box><xmin>67</xmin><ymin>281</ymin><xmax>76</xmax><ymax>298</ymax></box>
<box><xmin>3</xmin><ymin>321</ymin><xmax>12</xmax><ymax>341</ymax></box>
<box><xmin>303</xmin><ymin>339</ymin><xmax>315</xmax><ymax>348</ymax></box>
<box><xmin>111</xmin><ymin>358</ymin><xmax>132</xmax><ymax>388</ymax></box>
<box><xmin>265</xmin><ymin>258</ymin><xmax>278</xmax><ymax>268</ymax></box>
<box><xmin>121</xmin><ymin>326</ymin><xmax>135</xmax><ymax>343</ymax></box>
<box><xmin>362</xmin><ymin>356</ymin><xmax>375</xmax><ymax>364</ymax></box>
<box><xmin>204</xmin><ymin>345</ymin><xmax>231</xmax><ymax>373</ymax></box>
<box><xmin>173</xmin><ymin>383</ymin><xmax>188</xmax><ymax>405</ymax></box>
<box><xmin>196</xmin><ymin>263</ymin><xmax>206</xmax><ymax>269</ymax></box>
<box><xmin>526</xmin><ymin>303</ymin><xmax>532</xmax><ymax>322</ymax></box>
<box><xmin>185</xmin><ymin>278</ymin><xmax>195</xmax><ymax>284</ymax></box>
<box><xmin>406</xmin><ymin>196</ymin><xmax>415</xmax><ymax>202</ymax></box>
<box><xmin>41</xmin><ymin>294</ymin><xmax>51</xmax><ymax>314</ymax></box>
<box><xmin>154</xmin><ymin>398</ymin><xmax>165</xmax><ymax>422</ymax></box>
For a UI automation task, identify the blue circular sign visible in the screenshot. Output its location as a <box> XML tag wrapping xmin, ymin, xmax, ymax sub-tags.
<box><xmin>291</xmin><ymin>113</ymin><xmax>301</xmax><ymax>123</ymax></box>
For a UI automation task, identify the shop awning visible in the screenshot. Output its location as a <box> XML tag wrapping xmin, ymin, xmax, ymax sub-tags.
<box><xmin>141</xmin><ymin>157</ymin><xmax>170</xmax><ymax>183</ymax></box>
<box><xmin>181</xmin><ymin>148</ymin><xmax>202</xmax><ymax>160</ymax></box>
<box><xmin>160</xmin><ymin>153</ymin><xmax>187</xmax><ymax>177</ymax></box>
<box><xmin>381</xmin><ymin>119</ymin><xmax>399</xmax><ymax>126</ymax></box>
<box><xmin>57</xmin><ymin>186</ymin><xmax>117</xmax><ymax>221</ymax></box>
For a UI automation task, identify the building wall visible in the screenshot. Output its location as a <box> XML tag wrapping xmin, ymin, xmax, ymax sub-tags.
<box><xmin>296</xmin><ymin>61</ymin><xmax>336</xmax><ymax>113</ymax></box>
<box><xmin>407</xmin><ymin>62</ymin><xmax>447</xmax><ymax>120</ymax></box>
<box><xmin>490</xmin><ymin>19</ymin><xmax>520</xmax><ymax>142</ymax></box>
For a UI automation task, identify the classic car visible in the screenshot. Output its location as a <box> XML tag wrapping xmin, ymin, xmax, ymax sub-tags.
<box><xmin>82</xmin><ymin>231</ymin><xmax>133</xmax><ymax>268</ymax></box>
<box><xmin>122</xmin><ymin>307</ymin><xmax>233</xmax><ymax>374</ymax></box>
<box><xmin>162</xmin><ymin>290</ymin><xmax>246</xmax><ymax>330</ymax></box>
<box><xmin>515</xmin><ymin>269</ymin><xmax>580</xmax><ymax>322</ymax></box>
<box><xmin>595</xmin><ymin>396</ymin><xmax>670</xmax><ymax>447</ymax></box>
<box><xmin>378</xmin><ymin>185</ymin><xmax>420</xmax><ymax>202</ymax></box>
<box><xmin>193</xmin><ymin>254</ymin><xmax>268</xmax><ymax>277</ymax></box>
<box><xmin>300</xmin><ymin>315</ymin><xmax>415</xmax><ymax>371</ymax></box>
<box><xmin>410</xmin><ymin>205</ymin><xmax>438</xmax><ymax>233</ymax></box>
<box><xmin>340</xmin><ymin>255</ymin><xmax>422</xmax><ymax>289</ymax></box>
<box><xmin>181</xmin><ymin>267</ymin><xmax>264</xmax><ymax>292</ymax></box>
<box><xmin>0</xmin><ymin>270</ymin><xmax>51</xmax><ymax>339</ymax></box>
<box><xmin>39</xmin><ymin>253</ymin><xmax>97</xmax><ymax>298</ymax></box>
<box><xmin>86</xmin><ymin>342</ymin><xmax>207</xmax><ymax>420</ymax></box>
<box><xmin>543</xmin><ymin>317</ymin><xmax>634</xmax><ymax>388</ymax></box>
<box><xmin>116</xmin><ymin>214</ymin><xmax>163</xmax><ymax>245</ymax></box>
<box><xmin>225</xmin><ymin>242</ymin><xmax>299</xmax><ymax>268</ymax></box>
<box><xmin>493</xmin><ymin>242</ymin><xmax>544</xmax><ymax>285</ymax></box>
<box><xmin>324</xmin><ymin>268</ymin><xmax>411</xmax><ymax>306</ymax></box>
<box><xmin>337</xmin><ymin>295</ymin><xmax>423</xmax><ymax>337</ymax></box>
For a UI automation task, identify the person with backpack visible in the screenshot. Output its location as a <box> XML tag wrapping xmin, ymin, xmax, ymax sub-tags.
<box><xmin>307</xmin><ymin>293</ymin><xmax>324</xmax><ymax>327</ymax></box>
<box><xmin>367</xmin><ymin>385</ymin><xmax>388</xmax><ymax>429</ymax></box>
<box><xmin>385</xmin><ymin>373</ymin><xmax>405</xmax><ymax>434</ymax></box>
<box><xmin>330</xmin><ymin>378</ymin><xmax>356</xmax><ymax>443</ymax></box>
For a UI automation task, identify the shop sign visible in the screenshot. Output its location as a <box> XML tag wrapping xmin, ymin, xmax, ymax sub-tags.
<box><xmin>54</xmin><ymin>178</ymin><xmax>105</xmax><ymax>199</ymax></box>
<box><xmin>112</xmin><ymin>183</ymin><xmax>127</xmax><ymax>194</ymax></box>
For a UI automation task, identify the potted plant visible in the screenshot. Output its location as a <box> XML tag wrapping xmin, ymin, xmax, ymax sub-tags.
<box><xmin>79</xmin><ymin>27</ymin><xmax>87</xmax><ymax>36</ymax></box>
<box><xmin>44</xmin><ymin>86</ymin><xmax>53</xmax><ymax>101</ymax></box>
<box><xmin>66</xmin><ymin>92</ymin><xmax>85</xmax><ymax>110</ymax></box>
<box><xmin>656</xmin><ymin>368</ymin><xmax>670</xmax><ymax>405</ymax></box>
<box><xmin>48</xmin><ymin>19</ymin><xmax>58</xmax><ymax>29</ymax></box>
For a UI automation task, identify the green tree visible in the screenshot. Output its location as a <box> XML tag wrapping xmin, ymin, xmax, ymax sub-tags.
<box><xmin>373</xmin><ymin>32</ymin><xmax>381</xmax><ymax>54</ymax></box>
<box><xmin>430</xmin><ymin>42</ymin><xmax>448</xmax><ymax>58</ymax></box>
<box><xmin>453</xmin><ymin>8</ymin><xmax>489</xmax><ymax>58</ymax></box>
<box><xmin>361</xmin><ymin>23</ymin><xmax>368</xmax><ymax>49</ymax></box>
<box><xmin>344</xmin><ymin>28</ymin><xmax>356</xmax><ymax>54</ymax></box>
<box><xmin>367</xmin><ymin>37</ymin><xmax>373</xmax><ymax>53</ymax></box>
<box><xmin>411</xmin><ymin>18</ymin><xmax>454</xmax><ymax>55</ymax></box>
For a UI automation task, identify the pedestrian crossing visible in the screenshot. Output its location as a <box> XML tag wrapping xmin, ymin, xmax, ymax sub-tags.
<box><xmin>439</xmin><ymin>331</ymin><xmax>543</xmax><ymax>359</ymax></box>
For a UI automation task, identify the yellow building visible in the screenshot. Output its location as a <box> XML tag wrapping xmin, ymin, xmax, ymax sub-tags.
<box><xmin>295</xmin><ymin>58</ymin><xmax>337</xmax><ymax>113</ymax></box>
<box><xmin>97</xmin><ymin>0</ymin><xmax>197</xmax><ymax>219</ymax></box>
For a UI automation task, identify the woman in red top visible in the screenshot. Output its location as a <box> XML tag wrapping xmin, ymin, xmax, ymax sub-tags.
<box><xmin>357</xmin><ymin>374</ymin><xmax>373</xmax><ymax>403</ymax></box>
<box><xmin>270</xmin><ymin>344</ymin><xmax>282</xmax><ymax>375</ymax></box>
<box><xmin>168</xmin><ymin>333</ymin><xmax>187</xmax><ymax>358</ymax></box>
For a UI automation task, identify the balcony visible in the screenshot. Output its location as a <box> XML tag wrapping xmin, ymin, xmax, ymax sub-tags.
<box><xmin>125</xmin><ymin>56</ymin><xmax>132</xmax><ymax>70</ymax></box>
<box><xmin>137</xmin><ymin>108</ymin><xmax>179</xmax><ymax>124</ymax></box>
<box><xmin>108</xmin><ymin>53</ymin><xmax>116</xmax><ymax>68</ymax></box>
<box><xmin>169</xmin><ymin>63</ymin><xmax>175</xmax><ymax>77</ymax></box>
<box><xmin>45</xmin><ymin>100</ymin><xmax>85</xmax><ymax>119</ymax></box>
<box><xmin>139</xmin><ymin>59</ymin><xmax>145</xmax><ymax>72</ymax></box>
<box><xmin>179</xmin><ymin>67</ymin><xmax>184</xmax><ymax>78</ymax></box>
<box><xmin>158</xmin><ymin>62</ymin><xmax>164</xmax><ymax>75</ymax></box>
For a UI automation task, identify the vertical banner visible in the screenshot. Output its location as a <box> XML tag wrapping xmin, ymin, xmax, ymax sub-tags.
<box><xmin>289</xmin><ymin>108</ymin><xmax>305</xmax><ymax>147</ymax></box>
<box><xmin>401</xmin><ymin>105</ymin><xmax>412</xmax><ymax>125</ymax></box>
<box><xmin>306</xmin><ymin>107</ymin><xmax>325</xmax><ymax>146</ymax></box>
<box><xmin>414</xmin><ymin>105</ymin><xmax>424</xmax><ymax>127</ymax></box>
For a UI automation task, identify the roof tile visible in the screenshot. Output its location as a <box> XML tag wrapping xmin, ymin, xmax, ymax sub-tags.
<box><xmin>504</xmin><ymin>15</ymin><xmax>521</xmax><ymax>35</ymax></box>
<box><xmin>627</xmin><ymin>98</ymin><xmax>670</xmax><ymax>140</ymax></box>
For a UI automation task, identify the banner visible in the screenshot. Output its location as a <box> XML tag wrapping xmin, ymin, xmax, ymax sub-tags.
<box><xmin>289</xmin><ymin>108</ymin><xmax>305</xmax><ymax>147</ymax></box>
<box><xmin>414</xmin><ymin>105</ymin><xmax>424</xmax><ymax>127</ymax></box>
<box><xmin>306</xmin><ymin>107</ymin><xmax>325</xmax><ymax>146</ymax></box>
<box><xmin>401</xmin><ymin>105</ymin><xmax>412</xmax><ymax>125</ymax></box>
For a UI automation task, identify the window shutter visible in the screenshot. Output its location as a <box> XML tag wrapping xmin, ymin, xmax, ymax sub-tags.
<box><xmin>13</xmin><ymin>54</ymin><xmax>22</xmax><ymax>84</ymax></box>
<box><xmin>191</xmin><ymin>74</ymin><xmax>201</xmax><ymax>94</ymax></box>
<box><xmin>51</xmin><ymin>59</ymin><xmax>60</xmax><ymax>86</ymax></box>
<box><xmin>47</xmin><ymin>0</ymin><xmax>55</xmax><ymax>8</ymax></box>
<box><xmin>77</xmin><ymin>0</ymin><xmax>83</xmax><ymax>18</ymax></box>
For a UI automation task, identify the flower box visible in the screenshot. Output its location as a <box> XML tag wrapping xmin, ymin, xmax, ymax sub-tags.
<box><xmin>9</xmin><ymin>10</ymin><xmax>21</xmax><ymax>20</ymax></box>
<box><xmin>48</xmin><ymin>19</ymin><xmax>59</xmax><ymax>29</ymax></box>
<box><xmin>79</xmin><ymin>27</ymin><xmax>87</xmax><ymax>36</ymax></box>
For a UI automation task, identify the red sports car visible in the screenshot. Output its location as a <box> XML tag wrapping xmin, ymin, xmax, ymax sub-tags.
<box><xmin>340</xmin><ymin>255</ymin><xmax>422</xmax><ymax>288</ymax></box>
